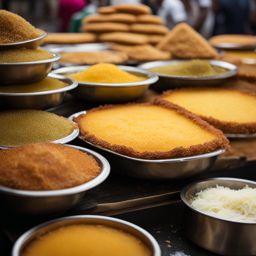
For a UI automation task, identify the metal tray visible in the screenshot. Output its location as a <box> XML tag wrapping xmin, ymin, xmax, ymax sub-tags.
<box><xmin>212</xmin><ymin>42</ymin><xmax>256</xmax><ymax>51</ymax></box>
<box><xmin>70</xmin><ymin>111</ymin><xmax>224</xmax><ymax>179</ymax></box>
<box><xmin>138</xmin><ymin>60</ymin><xmax>237</xmax><ymax>91</ymax></box>
<box><xmin>225</xmin><ymin>133</ymin><xmax>256</xmax><ymax>139</ymax></box>
<box><xmin>0</xmin><ymin>73</ymin><xmax>78</xmax><ymax>109</ymax></box>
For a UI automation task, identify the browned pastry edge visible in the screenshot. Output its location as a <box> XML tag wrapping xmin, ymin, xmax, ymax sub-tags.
<box><xmin>158</xmin><ymin>89</ymin><xmax>256</xmax><ymax>134</ymax></box>
<box><xmin>75</xmin><ymin>102</ymin><xmax>229</xmax><ymax>160</ymax></box>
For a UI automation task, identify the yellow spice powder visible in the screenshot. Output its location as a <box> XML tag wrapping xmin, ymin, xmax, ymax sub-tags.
<box><xmin>0</xmin><ymin>110</ymin><xmax>75</xmax><ymax>146</ymax></box>
<box><xmin>70</xmin><ymin>63</ymin><xmax>146</xmax><ymax>83</ymax></box>
<box><xmin>0</xmin><ymin>48</ymin><xmax>53</xmax><ymax>63</ymax></box>
<box><xmin>0</xmin><ymin>77</ymin><xmax>67</xmax><ymax>93</ymax></box>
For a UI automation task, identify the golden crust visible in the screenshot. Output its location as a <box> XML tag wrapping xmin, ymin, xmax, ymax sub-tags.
<box><xmin>158</xmin><ymin>89</ymin><xmax>256</xmax><ymax>134</ymax></box>
<box><xmin>0</xmin><ymin>143</ymin><xmax>101</xmax><ymax>190</ymax></box>
<box><xmin>130</xmin><ymin>24</ymin><xmax>168</xmax><ymax>35</ymax></box>
<box><xmin>84</xmin><ymin>14</ymin><xmax>136</xmax><ymax>24</ymax></box>
<box><xmin>83</xmin><ymin>22</ymin><xmax>129</xmax><ymax>33</ymax></box>
<box><xmin>209</xmin><ymin>35</ymin><xmax>256</xmax><ymax>47</ymax></box>
<box><xmin>75</xmin><ymin>103</ymin><xmax>229</xmax><ymax>160</ymax></box>
<box><xmin>237</xmin><ymin>64</ymin><xmax>256</xmax><ymax>82</ymax></box>
<box><xmin>43</xmin><ymin>33</ymin><xmax>96</xmax><ymax>44</ymax></box>
<box><xmin>114</xmin><ymin>4</ymin><xmax>151</xmax><ymax>15</ymax></box>
<box><xmin>136</xmin><ymin>14</ymin><xmax>164</xmax><ymax>24</ymax></box>
<box><xmin>98</xmin><ymin>6</ymin><xmax>115</xmax><ymax>14</ymax></box>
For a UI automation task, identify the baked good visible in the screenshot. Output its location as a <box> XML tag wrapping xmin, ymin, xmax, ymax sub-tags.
<box><xmin>237</xmin><ymin>64</ymin><xmax>256</xmax><ymax>82</ymax></box>
<box><xmin>158</xmin><ymin>88</ymin><xmax>256</xmax><ymax>134</ymax></box>
<box><xmin>60</xmin><ymin>51</ymin><xmax>128</xmax><ymax>65</ymax></box>
<box><xmin>0</xmin><ymin>143</ymin><xmax>100</xmax><ymax>190</ymax></box>
<box><xmin>98</xmin><ymin>6</ymin><xmax>116</xmax><ymax>14</ymax></box>
<box><xmin>157</xmin><ymin>23</ymin><xmax>217</xmax><ymax>59</ymax></box>
<box><xmin>43</xmin><ymin>33</ymin><xmax>96</xmax><ymax>44</ymax></box>
<box><xmin>111</xmin><ymin>44</ymin><xmax>171</xmax><ymax>61</ymax></box>
<box><xmin>147</xmin><ymin>35</ymin><xmax>165</xmax><ymax>45</ymax></box>
<box><xmin>209</xmin><ymin>35</ymin><xmax>256</xmax><ymax>47</ymax></box>
<box><xmin>75</xmin><ymin>103</ymin><xmax>228</xmax><ymax>159</ymax></box>
<box><xmin>114</xmin><ymin>4</ymin><xmax>151</xmax><ymax>15</ymax></box>
<box><xmin>130</xmin><ymin>24</ymin><xmax>168</xmax><ymax>35</ymax></box>
<box><xmin>84</xmin><ymin>13</ymin><xmax>136</xmax><ymax>24</ymax></box>
<box><xmin>99</xmin><ymin>32</ymin><xmax>148</xmax><ymax>45</ymax></box>
<box><xmin>83</xmin><ymin>22</ymin><xmax>129</xmax><ymax>33</ymax></box>
<box><xmin>136</xmin><ymin>15</ymin><xmax>164</xmax><ymax>24</ymax></box>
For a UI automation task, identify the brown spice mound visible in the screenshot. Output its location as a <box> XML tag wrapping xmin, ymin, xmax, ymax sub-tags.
<box><xmin>0</xmin><ymin>10</ymin><xmax>41</xmax><ymax>43</ymax></box>
<box><xmin>0</xmin><ymin>143</ymin><xmax>101</xmax><ymax>190</ymax></box>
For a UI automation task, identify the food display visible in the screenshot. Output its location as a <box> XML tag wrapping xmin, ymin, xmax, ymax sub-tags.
<box><xmin>75</xmin><ymin>102</ymin><xmax>228</xmax><ymax>159</ymax></box>
<box><xmin>0</xmin><ymin>143</ymin><xmax>100</xmax><ymax>190</ymax></box>
<box><xmin>69</xmin><ymin>63</ymin><xmax>146</xmax><ymax>83</ymax></box>
<box><xmin>22</xmin><ymin>223</ymin><xmax>151</xmax><ymax>256</ymax></box>
<box><xmin>159</xmin><ymin>88</ymin><xmax>256</xmax><ymax>134</ymax></box>
<box><xmin>0</xmin><ymin>110</ymin><xmax>76</xmax><ymax>146</ymax></box>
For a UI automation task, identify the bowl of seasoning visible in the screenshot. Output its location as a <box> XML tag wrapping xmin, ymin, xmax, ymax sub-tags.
<box><xmin>0</xmin><ymin>73</ymin><xmax>77</xmax><ymax>109</ymax></box>
<box><xmin>181</xmin><ymin>177</ymin><xmax>256</xmax><ymax>255</ymax></box>
<box><xmin>53</xmin><ymin>63</ymin><xmax>158</xmax><ymax>103</ymax></box>
<box><xmin>0</xmin><ymin>110</ymin><xmax>79</xmax><ymax>148</ymax></box>
<box><xmin>0</xmin><ymin>144</ymin><xmax>110</xmax><ymax>215</ymax></box>
<box><xmin>12</xmin><ymin>215</ymin><xmax>160</xmax><ymax>256</ymax></box>
<box><xmin>0</xmin><ymin>48</ymin><xmax>60</xmax><ymax>85</ymax></box>
<box><xmin>0</xmin><ymin>10</ymin><xmax>47</xmax><ymax>49</ymax></box>
<box><xmin>139</xmin><ymin>60</ymin><xmax>237</xmax><ymax>91</ymax></box>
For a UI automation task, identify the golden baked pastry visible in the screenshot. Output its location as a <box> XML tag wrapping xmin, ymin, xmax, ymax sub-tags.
<box><xmin>0</xmin><ymin>143</ymin><xmax>100</xmax><ymax>190</ymax></box>
<box><xmin>60</xmin><ymin>51</ymin><xmax>128</xmax><ymax>65</ymax></box>
<box><xmin>43</xmin><ymin>33</ymin><xmax>96</xmax><ymax>44</ymax></box>
<box><xmin>84</xmin><ymin>13</ymin><xmax>136</xmax><ymax>24</ymax></box>
<box><xmin>157</xmin><ymin>23</ymin><xmax>217</xmax><ymax>59</ymax></box>
<box><xmin>114</xmin><ymin>4</ymin><xmax>151</xmax><ymax>15</ymax></box>
<box><xmin>159</xmin><ymin>88</ymin><xmax>256</xmax><ymax>134</ymax></box>
<box><xmin>147</xmin><ymin>35</ymin><xmax>165</xmax><ymax>45</ymax></box>
<box><xmin>136</xmin><ymin>15</ymin><xmax>164</xmax><ymax>24</ymax></box>
<box><xmin>98</xmin><ymin>6</ymin><xmax>115</xmax><ymax>14</ymax></box>
<box><xmin>130</xmin><ymin>24</ymin><xmax>168</xmax><ymax>35</ymax></box>
<box><xmin>237</xmin><ymin>64</ymin><xmax>256</xmax><ymax>82</ymax></box>
<box><xmin>99</xmin><ymin>32</ymin><xmax>148</xmax><ymax>45</ymax></box>
<box><xmin>75</xmin><ymin>103</ymin><xmax>228</xmax><ymax>159</ymax></box>
<box><xmin>83</xmin><ymin>22</ymin><xmax>129</xmax><ymax>33</ymax></box>
<box><xmin>209</xmin><ymin>35</ymin><xmax>256</xmax><ymax>47</ymax></box>
<box><xmin>111</xmin><ymin>44</ymin><xmax>171</xmax><ymax>61</ymax></box>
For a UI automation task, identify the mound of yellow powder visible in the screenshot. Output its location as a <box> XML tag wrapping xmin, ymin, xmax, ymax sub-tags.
<box><xmin>0</xmin><ymin>10</ymin><xmax>42</xmax><ymax>44</ymax></box>
<box><xmin>0</xmin><ymin>77</ymin><xmax>67</xmax><ymax>93</ymax></box>
<box><xmin>0</xmin><ymin>48</ymin><xmax>53</xmax><ymax>63</ymax></box>
<box><xmin>70</xmin><ymin>63</ymin><xmax>146</xmax><ymax>83</ymax></box>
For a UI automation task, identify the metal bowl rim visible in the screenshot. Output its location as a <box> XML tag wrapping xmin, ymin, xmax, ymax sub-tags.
<box><xmin>0</xmin><ymin>124</ymin><xmax>79</xmax><ymax>149</ymax></box>
<box><xmin>212</xmin><ymin>42</ymin><xmax>256</xmax><ymax>50</ymax></box>
<box><xmin>52</xmin><ymin>65</ymin><xmax>159</xmax><ymax>87</ymax></box>
<box><xmin>138</xmin><ymin>59</ymin><xmax>237</xmax><ymax>81</ymax></box>
<box><xmin>70</xmin><ymin>110</ymin><xmax>225</xmax><ymax>162</ymax></box>
<box><xmin>0</xmin><ymin>30</ymin><xmax>47</xmax><ymax>47</ymax></box>
<box><xmin>0</xmin><ymin>145</ymin><xmax>110</xmax><ymax>197</ymax></box>
<box><xmin>0</xmin><ymin>52</ymin><xmax>60</xmax><ymax>66</ymax></box>
<box><xmin>12</xmin><ymin>215</ymin><xmax>161</xmax><ymax>256</ymax></box>
<box><xmin>225</xmin><ymin>133</ymin><xmax>256</xmax><ymax>139</ymax></box>
<box><xmin>181</xmin><ymin>177</ymin><xmax>256</xmax><ymax>224</ymax></box>
<box><xmin>0</xmin><ymin>73</ymin><xmax>78</xmax><ymax>96</ymax></box>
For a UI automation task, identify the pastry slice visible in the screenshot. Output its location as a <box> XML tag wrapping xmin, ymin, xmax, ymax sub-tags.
<box><xmin>43</xmin><ymin>33</ymin><xmax>96</xmax><ymax>44</ymax></box>
<box><xmin>158</xmin><ymin>88</ymin><xmax>256</xmax><ymax>134</ymax></box>
<box><xmin>75</xmin><ymin>103</ymin><xmax>228</xmax><ymax>159</ymax></box>
<box><xmin>114</xmin><ymin>4</ymin><xmax>151</xmax><ymax>15</ymax></box>
<box><xmin>157</xmin><ymin>23</ymin><xmax>217</xmax><ymax>59</ymax></box>
<box><xmin>237</xmin><ymin>64</ymin><xmax>256</xmax><ymax>82</ymax></box>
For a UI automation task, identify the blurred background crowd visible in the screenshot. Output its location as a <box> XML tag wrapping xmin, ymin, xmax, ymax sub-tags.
<box><xmin>1</xmin><ymin>0</ymin><xmax>256</xmax><ymax>37</ymax></box>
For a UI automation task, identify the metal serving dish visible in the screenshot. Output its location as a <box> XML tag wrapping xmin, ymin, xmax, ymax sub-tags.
<box><xmin>181</xmin><ymin>177</ymin><xmax>256</xmax><ymax>255</ymax></box>
<box><xmin>212</xmin><ymin>42</ymin><xmax>256</xmax><ymax>51</ymax></box>
<box><xmin>0</xmin><ymin>52</ymin><xmax>60</xmax><ymax>85</ymax></box>
<box><xmin>70</xmin><ymin>111</ymin><xmax>224</xmax><ymax>179</ymax></box>
<box><xmin>12</xmin><ymin>215</ymin><xmax>161</xmax><ymax>256</ymax></box>
<box><xmin>0</xmin><ymin>145</ymin><xmax>110</xmax><ymax>215</ymax></box>
<box><xmin>0</xmin><ymin>121</ymin><xmax>79</xmax><ymax>149</ymax></box>
<box><xmin>0</xmin><ymin>73</ymin><xmax>78</xmax><ymax>109</ymax></box>
<box><xmin>53</xmin><ymin>65</ymin><xmax>158</xmax><ymax>103</ymax></box>
<box><xmin>226</xmin><ymin>133</ymin><xmax>256</xmax><ymax>139</ymax></box>
<box><xmin>138</xmin><ymin>60</ymin><xmax>237</xmax><ymax>91</ymax></box>
<box><xmin>0</xmin><ymin>31</ymin><xmax>47</xmax><ymax>49</ymax></box>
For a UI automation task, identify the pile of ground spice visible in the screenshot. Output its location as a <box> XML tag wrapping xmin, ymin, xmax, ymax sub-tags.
<box><xmin>70</xmin><ymin>63</ymin><xmax>146</xmax><ymax>83</ymax></box>
<box><xmin>0</xmin><ymin>10</ymin><xmax>42</xmax><ymax>43</ymax></box>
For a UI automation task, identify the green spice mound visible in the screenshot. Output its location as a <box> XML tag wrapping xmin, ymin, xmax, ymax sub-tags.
<box><xmin>0</xmin><ymin>10</ymin><xmax>42</xmax><ymax>43</ymax></box>
<box><xmin>150</xmin><ymin>60</ymin><xmax>227</xmax><ymax>77</ymax></box>
<box><xmin>0</xmin><ymin>48</ymin><xmax>53</xmax><ymax>63</ymax></box>
<box><xmin>0</xmin><ymin>110</ymin><xmax>75</xmax><ymax>146</ymax></box>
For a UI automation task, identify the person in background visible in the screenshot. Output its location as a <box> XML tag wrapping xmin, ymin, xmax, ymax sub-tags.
<box><xmin>156</xmin><ymin>0</ymin><xmax>187</xmax><ymax>29</ymax></box>
<box><xmin>58</xmin><ymin>0</ymin><xmax>87</xmax><ymax>31</ymax></box>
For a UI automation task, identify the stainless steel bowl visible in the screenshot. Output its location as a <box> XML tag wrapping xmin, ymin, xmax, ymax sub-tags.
<box><xmin>212</xmin><ymin>42</ymin><xmax>256</xmax><ymax>51</ymax></box>
<box><xmin>0</xmin><ymin>52</ymin><xmax>60</xmax><ymax>85</ymax></box>
<box><xmin>181</xmin><ymin>177</ymin><xmax>256</xmax><ymax>255</ymax></box>
<box><xmin>0</xmin><ymin>73</ymin><xmax>78</xmax><ymax>109</ymax></box>
<box><xmin>225</xmin><ymin>133</ymin><xmax>256</xmax><ymax>139</ymax></box>
<box><xmin>0</xmin><ymin>145</ymin><xmax>110</xmax><ymax>215</ymax></box>
<box><xmin>138</xmin><ymin>60</ymin><xmax>237</xmax><ymax>91</ymax></box>
<box><xmin>70</xmin><ymin>110</ymin><xmax>224</xmax><ymax>179</ymax></box>
<box><xmin>12</xmin><ymin>215</ymin><xmax>161</xmax><ymax>256</ymax></box>
<box><xmin>53</xmin><ymin>65</ymin><xmax>158</xmax><ymax>103</ymax></box>
<box><xmin>0</xmin><ymin>31</ymin><xmax>47</xmax><ymax>49</ymax></box>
